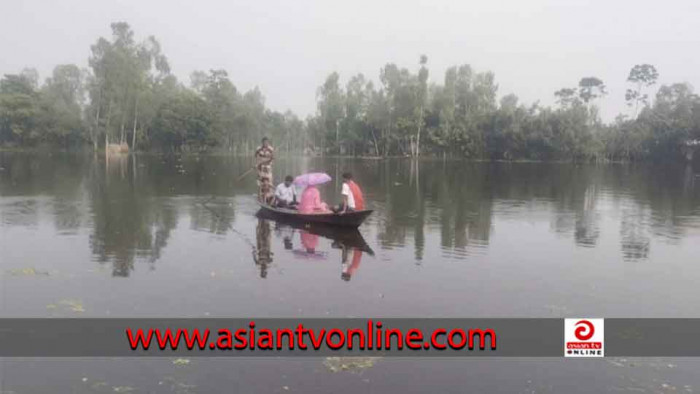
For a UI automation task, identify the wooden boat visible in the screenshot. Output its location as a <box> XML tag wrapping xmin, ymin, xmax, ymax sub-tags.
<box><xmin>256</xmin><ymin>206</ymin><xmax>374</xmax><ymax>255</ymax></box>
<box><xmin>256</xmin><ymin>202</ymin><xmax>373</xmax><ymax>228</ymax></box>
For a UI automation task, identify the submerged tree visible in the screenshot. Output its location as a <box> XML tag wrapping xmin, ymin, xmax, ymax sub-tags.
<box><xmin>86</xmin><ymin>22</ymin><xmax>170</xmax><ymax>151</ymax></box>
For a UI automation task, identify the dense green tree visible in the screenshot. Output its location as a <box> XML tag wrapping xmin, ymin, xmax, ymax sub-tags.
<box><xmin>39</xmin><ymin>65</ymin><xmax>85</xmax><ymax>147</ymax></box>
<box><xmin>316</xmin><ymin>72</ymin><xmax>345</xmax><ymax>154</ymax></box>
<box><xmin>0</xmin><ymin>74</ymin><xmax>40</xmax><ymax>145</ymax></box>
<box><xmin>86</xmin><ymin>22</ymin><xmax>170</xmax><ymax>151</ymax></box>
<box><xmin>343</xmin><ymin>73</ymin><xmax>372</xmax><ymax>155</ymax></box>
<box><xmin>643</xmin><ymin>83</ymin><xmax>700</xmax><ymax>159</ymax></box>
<box><xmin>150</xmin><ymin>89</ymin><xmax>214</xmax><ymax>151</ymax></box>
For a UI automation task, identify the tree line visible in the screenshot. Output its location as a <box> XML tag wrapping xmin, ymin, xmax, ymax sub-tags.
<box><xmin>1</xmin><ymin>22</ymin><xmax>699</xmax><ymax>161</ymax></box>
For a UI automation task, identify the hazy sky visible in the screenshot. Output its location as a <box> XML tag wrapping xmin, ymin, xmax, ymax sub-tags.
<box><xmin>2</xmin><ymin>0</ymin><xmax>699</xmax><ymax>121</ymax></box>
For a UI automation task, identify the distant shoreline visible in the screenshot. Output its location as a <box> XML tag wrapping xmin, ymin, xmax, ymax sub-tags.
<box><xmin>0</xmin><ymin>147</ymin><xmax>663</xmax><ymax>165</ymax></box>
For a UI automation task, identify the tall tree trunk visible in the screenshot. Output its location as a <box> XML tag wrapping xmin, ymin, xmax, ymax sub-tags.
<box><xmin>131</xmin><ymin>95</ymin><xmax>139</xmax><ymax>151</ymax></box>
<box><xmin>119</xmin><ymin>95</ymin><xmax>128</xmax><ymax>144</ymax></box>
<box><xmin>633</xmin><ymin>81</ymin><xmax>642</xmax><ymax>118</ymax></box>
<box><xmin>371</xmin><ymin>129</ymin><xmax>379</xmax><ymax>156</ymax></box>
<box><xmin>415</xmin><ymin>105</ymin><xmax>424</xmax><ymax>157</ymax></box>
<box><xmin>385</xmin><ymin>120</ymin><xmax>392</xmax><ymax>157</ymax></box>
<box><xmin>335</xmin><ymin>120</ymin><xmax>340</xmax><ymax>155</ymax></box>
<box><xmin>382</xmin><ymin>127</ymin><xmax>387</xmax><ymax>157</ymax></box>
<box><xmin>385</xmin><ymin>104</ymin><xmax>393</xmax><ymax>157</ymax></box>
<box><xmin>92</xmin><ymin>92</ymin><xmax>102</xmax><ymax>151</ymax></box>
<box><xmin>104</xmin><ymin>100</ymin><xmax>113</xmax><ymax>150</ymax></box>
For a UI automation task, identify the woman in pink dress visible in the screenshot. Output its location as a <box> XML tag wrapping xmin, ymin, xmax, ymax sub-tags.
<box><xmin>298</xmin><ymin>185</ymin><xmax>330</xmax><ymax>214</ymax></box>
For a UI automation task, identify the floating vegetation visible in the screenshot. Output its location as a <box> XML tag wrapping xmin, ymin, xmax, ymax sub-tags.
<box><xmin>90</xmin><ymin>381</ymin><xmax>109</xmax><ymax>390</ymax></box>
<box><xmin>57</xmin><ymin>299</ymin><xmax>85</xmax><ymax>313</ymax></box>
<box><xmin>172</xmin><ymin>358</ymin><xmax>191</xmax><ymax>366</ymax></box>
<box><xmin>323</xmin><ymin>357</ymin><xmax>379</xmax><ymax>373</ymax></box>
<box><xmin>112</xmin><ymin>386</ymin><xmax>135</xmax><ymax>393</ymax></box>
<box><xmin>6</xmin><ymin>267</ymin><xmax>50</xmax><ymax>276</ymax></box>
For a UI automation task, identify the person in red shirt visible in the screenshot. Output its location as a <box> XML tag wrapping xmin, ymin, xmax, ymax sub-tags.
<box><xmin>335</xmin><ymin>172</ymin><xmax>365</xmax><ymax>213</ymax></box>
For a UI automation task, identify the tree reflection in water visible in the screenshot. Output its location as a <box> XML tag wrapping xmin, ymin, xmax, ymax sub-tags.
<box><xmin>1</xmin><ymin>154</ymin><xmax>699</xmax><ymax>277</ymax></box>
<box><xmin>90</xmin><ymin>154</ymin><xmax>178</xmax><ymax>277</ymax></box>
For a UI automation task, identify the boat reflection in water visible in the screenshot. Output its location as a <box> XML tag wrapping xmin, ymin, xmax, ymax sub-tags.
<box><xmin>256</xmin><ymin>209</ymin><xmax>374</xmax><ymax>280</ymax></box>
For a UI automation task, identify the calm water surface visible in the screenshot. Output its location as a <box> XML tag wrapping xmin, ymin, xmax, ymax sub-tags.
<box><xmin>1</xmin><ymin>152</ymin><xmax>699</xmax><ymax>393</ymax></box>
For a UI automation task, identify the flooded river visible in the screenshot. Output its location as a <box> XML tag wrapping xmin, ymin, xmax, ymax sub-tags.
<box><xmin>1</xmin><ymin>152</ymin><xmax>700</xmax><ymax>393</ymax></box>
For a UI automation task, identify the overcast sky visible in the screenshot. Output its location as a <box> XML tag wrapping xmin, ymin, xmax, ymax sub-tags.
<box><xmin>2</xmin><ymin>0</ymin><xmax>699</xmax><ymax>121</ymax></box>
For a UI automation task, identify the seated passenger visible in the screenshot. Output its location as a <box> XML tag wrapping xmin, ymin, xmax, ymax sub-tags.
<box><xmin>333</xmin><ymin>172</ymin><xmax>365</xmax><ymax>213</ymax></box>
<box><xmin>274</xmin><ymin>175</ymin><xmax>298</xmax><ymax>208</ymax></box>
<box><xmin>298</xmin><ymin>185</ymin><xmax>330</xmax><ymax>214</ymax></box>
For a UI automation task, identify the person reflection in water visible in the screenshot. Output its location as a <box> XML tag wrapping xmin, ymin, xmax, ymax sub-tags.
<box><xmin>300</xmin><ymin>230</ymin><xmax>319</xmax><ymax>253</ymax></box>
<box><xmin>254</xmin><ymin>219</ymin><xmax>273</xmax><ymax>278</ymax></box>
<box><xmin>291</xmin><ymin>231</ymin><xmax>327</xmax><ymax>259</ymax></box>
<box><xmin>333</xmin><ymin>241</ymin><xmax>363</xmax><ymax>281</ymax></box>
<box><xmin>274</xmin><ymin>222</ymin><xmax>295</xmax><ymax>250</ymax></box>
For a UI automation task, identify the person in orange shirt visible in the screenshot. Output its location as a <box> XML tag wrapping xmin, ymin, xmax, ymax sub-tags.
<box><xmin>334</xmin><ymin>172</ymin><xmax>365</xmax><ymax>213</ymax></box>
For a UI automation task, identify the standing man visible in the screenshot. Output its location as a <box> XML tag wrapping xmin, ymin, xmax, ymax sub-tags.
<box><xmin>255</xmin><ymin>137</ymin><xmax>274</xmax><ymax>202</ymax></box>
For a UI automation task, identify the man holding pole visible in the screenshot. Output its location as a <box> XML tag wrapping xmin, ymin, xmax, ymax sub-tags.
<box><xmin>254</xmin><ymin>137</ymin><xmax>274</xmax><ymax>202</ymax></box>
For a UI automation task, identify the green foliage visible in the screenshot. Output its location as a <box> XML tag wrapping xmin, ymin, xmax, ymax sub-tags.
<box><xmin>1</xmin><ymin>22</ymin><xmax>698</xmax><ymax>163</ymax></box>
<box><xmin>0</xmin><ymin>67</ymin><xmax>84</xmax><ymax>147</ymax></box>
<box><xmin>0</xmin><ymin>74</ymin><xmax>39</xmax><ymax>145</ymax></box>
<box><xmin>150</xmin><ymin>90</ymin><xmax>214</xmax><ymax>151</ymax></box>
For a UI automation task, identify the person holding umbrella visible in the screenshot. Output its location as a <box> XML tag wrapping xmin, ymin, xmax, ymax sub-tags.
<box><xmin>295</xmin><ymin>172</ymin><xmax>332</xmax><ymax>214</ymax></box>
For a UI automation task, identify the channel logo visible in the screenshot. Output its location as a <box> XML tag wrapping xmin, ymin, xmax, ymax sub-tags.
<box><xmin>564</xmin><ymin>318</ymin><xmax>604</xmax><ymax>357</ymax></box>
